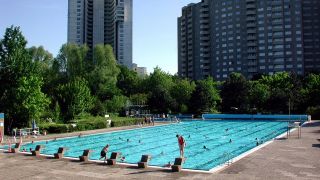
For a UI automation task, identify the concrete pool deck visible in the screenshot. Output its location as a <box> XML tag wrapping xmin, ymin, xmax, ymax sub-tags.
<box><xmin>0</xmin><ymin>121</ymin><xmax>319</xmax><ymax>179</ymax></box>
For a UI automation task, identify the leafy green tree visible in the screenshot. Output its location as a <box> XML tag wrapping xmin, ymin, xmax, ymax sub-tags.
<box><xmin>146</xmin><ymin>67</ymin><xmax>174</xmax><ymax>113</ymax></box>
<box><xmin>89</xmin><ymin>44</ymin><xmax>120</xmax><ymax>101</ymax></box>
<box><xmin>117</xmin><ymin>65</ymin><xmax>142</xmax><ymax>96</ymax></box>
<box><xmin>28</xmin><ymin>46</ymin><xmax>53</xmax><ymax>73</ymax></box>
<box><xmin>248</xmin><ymin>81</ymin><xmax>270</xmax><ymax>113</ymax></box>
<box><xmin>303</xmin><ymin>73</ymin><xmax>320</xmax><ymax>107</ymax></box>
<box><xmin>55</xmin><ymin>43</ymin><xmax>89</xmax><ymax>80</ymax></box>
<box><xmin>221</xmin><ymin>73</ymin><xmax>250</xmax><ymax>113</ymax></box>
<box><xmin>105</xmin><ymin>95</ymin><xmax>128</xmax><ymax>113</ymax></box>
<box><xmin>57</xmin><ymin>78</ymin><xmax>93</xmax><ymax>122</ymax></box>
<box><xmin>14</xmin><ymin>76</ymin><xmax>50</xmax><ymax>127</ymax></box>
<box><xmin>260</xmin><ymin>72</ymin><xmax>293</xmax><ymax>113</ymax></box>
<box><xmin>171</xmin><ymin>78</ymin><xmax>196</xmax><ymax>113</ymax></box>
<box><xmin>0</xmin><ymin>26</ymin><xmax>45</xmax><ymax>130</ymax></box>
<box><xmin>189</xmin><ymin>77</ymin><xmax>221</xmax><ymax>114</ymax></box>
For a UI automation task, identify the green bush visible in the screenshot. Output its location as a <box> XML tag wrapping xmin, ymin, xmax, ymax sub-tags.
<box><xmin>306</xmin><ymin>106</ymin><xmax>320</xmax><ymax>120</ymax></box>
<box><xmin>111</xmin><ymin>117</ymin><xmax>144</xmax><ymax>127</ymax></box>
<box><xmin>38</xmin><ymin>123</ymin><xmax>69</xmax><ymax>134</ymax></box>
<box><xmin>75</xmin><ymin>116</ymin><xmax>108</xmax><ymax>131</ymax></box>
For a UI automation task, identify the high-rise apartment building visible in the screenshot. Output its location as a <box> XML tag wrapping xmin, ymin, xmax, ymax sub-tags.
<box><xmin>68</xmin><ymin>0</ymin><xmax>133</xmax><ymax>68</ymax></box>
<box><xmin>178</xmin><ymin>0</ymin><xmax>320</xmax><ymax>81</ymax></box>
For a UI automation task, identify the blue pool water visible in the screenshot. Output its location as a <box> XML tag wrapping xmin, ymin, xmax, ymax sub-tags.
<box><xmin>2</xmin><ymin>120</ymin><xmax>289</xmax><ymax>171</ymax></box>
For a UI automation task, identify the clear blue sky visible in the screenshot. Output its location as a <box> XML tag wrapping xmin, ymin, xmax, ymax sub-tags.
<box><xmin>0</xmin><ymin>0</ymin><xmax>200</xmax><ymax>74</ymax></box>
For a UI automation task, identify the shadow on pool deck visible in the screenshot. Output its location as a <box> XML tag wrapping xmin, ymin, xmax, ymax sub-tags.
<box><xmin>312</xmin><ymin>144</ymin><xmax>320</xmax><ymax>148</ymax></box>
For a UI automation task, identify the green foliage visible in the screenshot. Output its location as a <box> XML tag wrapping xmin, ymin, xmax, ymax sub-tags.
<box><xmin>170</xmin><ymin>78</ymin><xmax>196</xmax><ymax>113</ymax></box>
<box><xmin>146</xmin><ymin>67</ymin><xmax>175</xmax><ymax>113</ymax></box>
<box><xmin>306</xmin><ymin>106</ymin><xmax>320</xmax><ymax>120</ymax></box>
<box><xmin>221</xmin><ymin>73</ymin><xmax>249</xmax><ymax>113</ymax></box>
<box><xmin>260</xmin><ymin>72</ymin><xmax>293</xmax><ymax>113</ymax></box>
<box><xmin>14</xmin><ymin>76</ymin><xmax>50</xmax><ymax>126</ymax></box>
<box><xmin>52</xmin><ymin>101</ymin><xmax>61</xmax><ymax>122</ymax></box>
<box><xmin>89</xmin><ymin>44</ymin><xmax>120</xmax><ymax>101</ymax></box>
<box><xmin>303</xmin><ymin>74</ymin><xmax>320</xmax><ymax>107</ymax></box>
<box><xmin>76</xmin><ymin>117</ymin><xmax>107</xmax><ymax>131</ymax></box>
<box><xmin>117</xmin><ymin>65</ymin><xmax>142</xmax><ymax>96</ymax></box>
<box><xmin>110</xmin><ymin>117</ymin><xmax>144</xmax><ymax>127</ymax></box>
<box><xmin>130</xmin><ymin>93</ymin><xmax>148</xmax><ymax>105</ymax></box>
<box><xmin>38</xmin><ymin>123</ymin><xmax>69</xmax><ymax>134</ymax></box>
<box><xmin>0</xmin><ymin>26</ymin><xmax>47</xmax><ymax>130</ymax></box>
<box><xmin>189</xmin><ymin>77</ymin><xmax>221</xmax><ymax>114</ymax></box>
<box><xmin>105</xmin><ymin>95</ymin><xmax>128</xmax><ymax>113</ymax></box>
<box><xmin>57</xmin><ymin>78</ymin><xmax>94</xmax><ymax>122</ymax></box>
<box><xmin>248</xmin><ymin>81</ymin><xmax>270</xmax><ymax>113</ymax></box>
<box><xmin>55</xmin><ymin>43</ymin><xmax>89</xmax><ymax>80</ymax></box>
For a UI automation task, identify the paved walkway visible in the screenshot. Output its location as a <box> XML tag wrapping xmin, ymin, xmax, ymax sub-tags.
<box><xmin>0</xmin><ymin>121</ymin><xmax>319</xmax><ymax>180</ymax></box>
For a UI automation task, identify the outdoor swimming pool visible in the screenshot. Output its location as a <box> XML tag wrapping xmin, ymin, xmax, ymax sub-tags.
<box><xmin>3</xmin><ymin>120</ymin><xmax>290</xmax><ymax>171</ymax></box>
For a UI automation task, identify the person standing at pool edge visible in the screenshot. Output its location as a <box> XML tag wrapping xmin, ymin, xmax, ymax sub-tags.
<box><xmin>100</xmin><ymin>144</ymin><xmax>109</xmax><ymax>162</ymax></box>
<box><xmin>176</xmin><ymin>134</ymin><xmax>186</xmax><ymax>157</ymax></box>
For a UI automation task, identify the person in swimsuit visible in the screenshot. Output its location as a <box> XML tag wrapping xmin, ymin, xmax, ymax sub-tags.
<box><xmin>100</xmin><ymin>144</ymin><xmax>109</xmax><ymax>162</ymax></box>
<box><xmin>176</xmin><ymin>134</ymin><xmax>186</xmax><ymax>158</ymax></box>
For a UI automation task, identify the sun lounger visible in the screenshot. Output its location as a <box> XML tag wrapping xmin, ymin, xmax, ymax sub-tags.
<box><xmin>11</xmin><ymin>143</ymin><xmax>21</xmax><ymax>153</ymax></box>
<box><xmin>138</xmin><ymin>154</ymin><xmax>151</xmax><ymax>168</ymax></box>
<box><xmin>107</xmin><ymin>152</ymin><xmax>120</xmax><ymax>165</ymax></box>
<box><xmin>54</xmin><ymin>147</ymin><xmax>66</xmax><ymax>159</ymax></box>
<box><xmin>31</xmin><ymin>145</ymin><xmax>42</xmax><ymax>156</ymax></box>
<box><xmin>79</xmin><ymin>149</ymin><xmax>91</xmax><ymax>162</ymax></box>
<box><xmin>171</xmin><ymin>157</ymin><xmax>184</xmax><ymax>172</ymax></box>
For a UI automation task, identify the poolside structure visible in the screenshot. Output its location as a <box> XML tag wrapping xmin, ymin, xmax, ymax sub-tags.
<box><xmin>171</xmin><ymin>157</ymin><xmax>184</xmax><ymax>172</ymax></box>
<box><xmin>79</xmin><ymin>149</ymin><xmax>91</xmax><ymax>162</ymax></box>
<box><xmin>31</xmin><ymin>145</ymin><xmax>42</xmax><ymax>157</ymax></box>
<box><xmin>138</xmin><ymin>154</ymin><xmax>151</xmax><ymax>168</ymax></box>
<box><xmin>54</xmin><ymin>147</ymin><xmax>66</xmax><ymax>159</ymax></box>
<box><xmin>107</xmin><ymin>152</ymin><xmax>120</xmax><ymax>165</ymax></box>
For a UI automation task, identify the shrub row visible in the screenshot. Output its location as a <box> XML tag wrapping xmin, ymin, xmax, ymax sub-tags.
<box><xmin>38</xmin><ymin>116</ymin><xmax>144</xmax><ymax>134</ymax></box>
<box><xmin>110</xmin><ymin>117</ymin><xmax>144</xmax><ymax>127</ymax></box>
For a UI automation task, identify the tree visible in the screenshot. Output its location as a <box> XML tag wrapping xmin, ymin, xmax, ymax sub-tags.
<box><xmin>221</xmin><ymin>73</ymin><xmax>250</xmax><ymax>113</ymax></box>
<box><xmin>14</xmin><ymin>76</ymin><xmax>50</xmax><ymax>127</ymax></box>
<box><xmin>117</xmin><ymin>65</ymin><xmax>142</xmax><ymax>96</ymax></box>
<box><xmin>0</xmin><ymin>26</ymin><xmax>44</xmax><ymax>131</ymax></box>
<box><xmin>146</xmin><ymin>67</ymin><xmax>174</xmax><ymax>113</ymax></box>
<box><xmin>248</xmin><ymin>81</ymin><xmax>270</xmax><ymax>113</ymax></box>
<box><xmin>105</xmin><ymin>95</ymin><xmax>128</xmax><ymax>113</ymax></box>
<box><xmin>57</xmin><ymin>78</ymin><xmax>93</xmax><ymax>122</ymax></box>
<box><xmin>260</xmin><ymin>72</ymin><xmax>293</xmax><ymax>113</ymax></box>
<box><xmin>89</xmin><ymin>44</ymin><xmax>120</xmax><ymax>101</ymax></box>
<box><xmin>170</xmin><ymin>78</ymin><xmax>196</xmax><ymax>113</ymax></box>
<box><xmin>189</xmin><ymin>77</ymin><xmax>221</xmax><ymax>114</ymax></box>
<box><xmin>55</xmin><ymin>43</ymin><xmax>89</xmax><ymax>80</ymax></box>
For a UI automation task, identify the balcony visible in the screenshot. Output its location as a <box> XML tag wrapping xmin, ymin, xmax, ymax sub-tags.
<box><xmin>247</xmin><ymin>36</ymin><xmax>256</xmax><ymax>40</ymax></box>
<box><xmin>246</xmin><ymin>10</ymin><xmax>256</xmax><ymax>15</ymax></box>
<box><xmin>246</xmin><ymin>4</ymin><xmax>256</xmax><ymax>9</ymax></box>
<box><xmin>247</xmin><ymin>23</ymin><xmax>257</xmax><ymax>28</ymax></box>
<box><xmin>246</xmin><ymin>16</ymin><xmax>256</xmax><ymax>21</ymax></box>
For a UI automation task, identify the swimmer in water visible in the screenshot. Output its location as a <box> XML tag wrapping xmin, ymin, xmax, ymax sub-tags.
<box><xmin>229</xmin><ymin>139</ymin><xmax>232</xmax><ymax>143</ymax></box>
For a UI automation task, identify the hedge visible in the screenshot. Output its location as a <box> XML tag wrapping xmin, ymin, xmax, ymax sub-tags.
<box><xmin>111</xmin><ymin>117</ymin><xmax>144</xmax><ymax>127</ymax></box>
<box><xmin>38</xmin><ymin>123</ymin><xmax>69</xmax><ymax>134</ymax></box>
<box><xmin>39</xmin><ymin>116</ymin><xmax>144</xmax><ymax>134</ymax></box>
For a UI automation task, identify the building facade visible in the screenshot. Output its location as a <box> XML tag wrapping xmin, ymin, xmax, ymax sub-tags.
<box><xmin>68</xmin><ymin>0</ymin><xmax>133</xmax><ymax>68</ymax></box>
<box><xmin>178</xmin><ymin>0</ymin><xmax>320</xmax><ymax>81</ymax></box>
<box><xmin>132</xmin><ymin>63</ymin><xmax>147</xmax><ymax>77</ymax></box>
